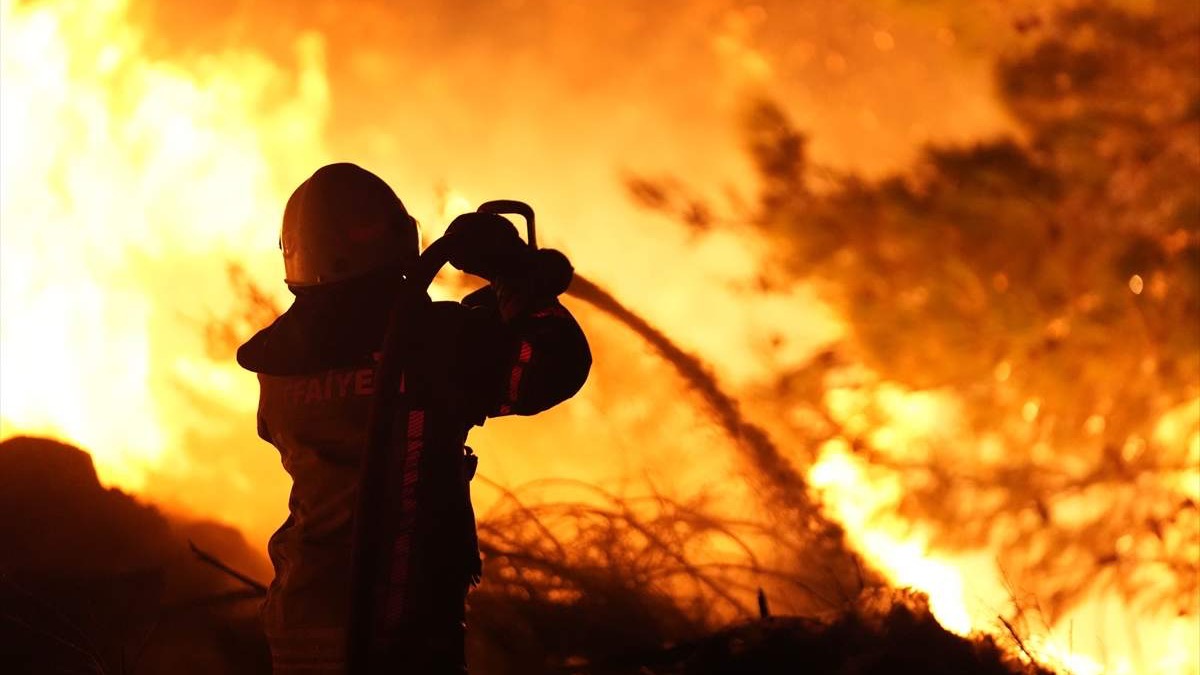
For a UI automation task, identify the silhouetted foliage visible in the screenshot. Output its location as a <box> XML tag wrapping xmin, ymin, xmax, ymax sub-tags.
<box><xmin>6</xmin><ymin>436</ymin><xmax>1057</xmax><ymax>674</ymax></box>
<box><xmin>638</xmin><ymin>0</ymin><xmax>1199</xmax><ymax>621</ymax></box>
<box><xmin>636</xmin><ymin>589</ymin><xmax>1054</xmax><ymax>675</ymax></box>
<box><xmin>566</xmin><ymin>275</ymin><xmax>875</xmax><ymax>609</ymax></box>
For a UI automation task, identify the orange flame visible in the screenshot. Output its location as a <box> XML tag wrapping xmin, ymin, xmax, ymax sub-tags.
<box><xmin>1</xmin><ymin>0</ymin><xmax>327</xmax><ymax>488</ymax></box>
<box><xmin>1</xmin><ymin>2</ymin><xmax>1195</xmax><ymax>674</ymax></box>
<box><xmin>811</xmin><ymin>384</ymin><xmax>1200</xmax><ymax>674</ymax></box>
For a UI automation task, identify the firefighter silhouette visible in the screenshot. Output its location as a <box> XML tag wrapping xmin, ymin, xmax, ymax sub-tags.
<box><xmin>237</xmin><ymin>163</ymin><xmax>591</xmax><ymax>673</ymax></box>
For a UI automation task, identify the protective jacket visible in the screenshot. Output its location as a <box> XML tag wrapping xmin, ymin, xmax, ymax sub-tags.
<box><xmin>238</xmin><ymin>267</ymin><xmax>590</xmax><ymax>673</ymax></box>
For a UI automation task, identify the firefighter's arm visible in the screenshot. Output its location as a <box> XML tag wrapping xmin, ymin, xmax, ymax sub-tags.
<box><xmin>443</xmin><ymin>212</ymin><xmax>590</xmax><ymax>417</ymax></box>
<box><xmin>463</xmin><ymin>284</ymin><xmax>590</xmax><ymax>417</ymax></box>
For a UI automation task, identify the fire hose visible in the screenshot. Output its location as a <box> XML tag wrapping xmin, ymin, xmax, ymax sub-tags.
<box><xmin>345</xmin><ymin>200</ymin><xmax>541</xmax><ymax>673</ymax></box>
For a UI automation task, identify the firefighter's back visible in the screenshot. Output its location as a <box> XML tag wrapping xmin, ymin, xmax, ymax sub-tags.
<box><xmin>242</xmin><ymin>275</ymin><xmax>481</xmax><ymax>672</ymax></box>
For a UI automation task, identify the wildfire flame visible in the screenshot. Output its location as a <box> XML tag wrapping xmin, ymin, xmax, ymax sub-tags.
<box><xmin>0</xmin><ymin>0</ymin><xmax>329</xmax><ymax>489</ymax></box>
<box><xmin>1</xmin><ymin>2</ymin><xmax>1195</xmax><ymax>674</ymax></box>
<box><xmin>811</xmin><ymin>386</ymin><xmax>1200</xmax><ymax>675</ymax></box>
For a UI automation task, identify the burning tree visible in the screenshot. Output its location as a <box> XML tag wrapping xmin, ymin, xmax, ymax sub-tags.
<box><xmin>631</xmin><ymin>0</ymin><xmax>1199</xmax><ymax>625</ymax></box>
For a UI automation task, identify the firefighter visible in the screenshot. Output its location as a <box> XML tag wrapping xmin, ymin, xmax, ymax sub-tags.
<box><xmin>237</xmin><ymin>163</ymin><xmax>591</xmax><ymax>673</ymax></box>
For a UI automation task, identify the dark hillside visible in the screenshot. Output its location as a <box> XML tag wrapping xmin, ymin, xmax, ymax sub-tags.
<box><xmin>0</xmin><ymin>436</ymin><xmax>270</xmax><ymax>674</ymax></box>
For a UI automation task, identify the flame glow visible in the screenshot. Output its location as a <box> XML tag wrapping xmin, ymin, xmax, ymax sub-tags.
<box><xmin>811</xmin><ymin>385</ymin><xmax>1200</xmax><ymax>675</ymax></box>
<box><xmin>1</xmin><ymin>1</ymin><xmax>1195</xmax><ymax>674</ymax></box>
<box><xmin>1</xmin><ymin>0</ymin><xmax>326</xmax><ymax>488</ymax></box>
<box><xmin>809</xmin><ymin>439</ymin><xmax>973</xmax><ymax>634</ymax></box>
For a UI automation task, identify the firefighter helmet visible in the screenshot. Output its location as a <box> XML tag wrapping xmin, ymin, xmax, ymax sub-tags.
<box><xmin>280</xmin><ymin>163</ymin><xmax>418</xmax><ymax>287</ymax></box>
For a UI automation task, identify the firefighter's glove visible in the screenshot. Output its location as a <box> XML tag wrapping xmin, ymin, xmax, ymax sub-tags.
<box><xmin>493</xmin><ymin>249</ymin><xmax>574</xmax><ymax>320</ymax></box>
<box><xmin>444</xmin><ymin>212</ymin><xmax>529</xmax><ymax>282</ymax></box>
<box><xmin>516</xmin><ymin>248</ymin><xmax>573</xmax><ymax>298</ymax></box>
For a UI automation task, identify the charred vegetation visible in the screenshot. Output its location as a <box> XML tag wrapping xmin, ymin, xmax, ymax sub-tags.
<box><xmin>2</xmin><ymin>436</ymin><xmax>1054</xmax><ymax>674</ymax></box>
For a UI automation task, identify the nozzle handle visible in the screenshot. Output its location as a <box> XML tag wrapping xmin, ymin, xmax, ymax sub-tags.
<box><xmin>477</xmin><ymin>200</ymin><xmax>537</xmax><ymax>250</ymax></box>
